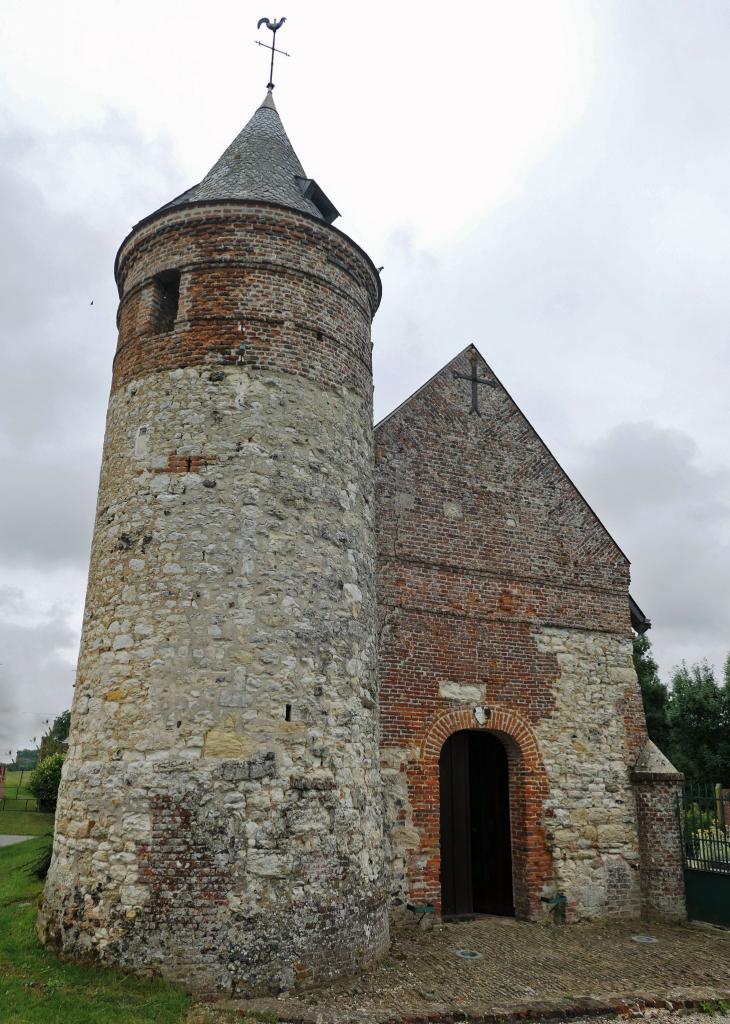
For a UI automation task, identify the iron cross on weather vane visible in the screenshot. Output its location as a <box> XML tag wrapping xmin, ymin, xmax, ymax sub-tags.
<box><xmin>256</xmin><ymin>16</ymin><xmax>290</xmax><ymax>90</ymax></box>
<box><xmin>452</xmin><ymin>348</ymin><xmax>498</xmax><ymax>416</ymax></box>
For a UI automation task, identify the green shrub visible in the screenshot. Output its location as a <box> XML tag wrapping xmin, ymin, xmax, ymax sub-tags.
<box><xmin>28</xmin><ymin>751</ymin><xmax>65</xmax><ymax>811</ymax></box>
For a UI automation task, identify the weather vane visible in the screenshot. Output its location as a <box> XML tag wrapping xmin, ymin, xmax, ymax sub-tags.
<box><xmin>256</xmin><ymin>17</ymin><xmax>290</xmax><ymax>91</ymax></box>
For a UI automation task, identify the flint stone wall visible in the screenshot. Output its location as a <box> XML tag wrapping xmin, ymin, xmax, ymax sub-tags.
<box><xmin>39</xmin><ymin>201</ymin><xmax>387</xmax><ymax>994</ymax></box>
<box><xmin>534</xmin><ymin>627</ymin><xmax>642</xmax><ymax>918</ymax></box>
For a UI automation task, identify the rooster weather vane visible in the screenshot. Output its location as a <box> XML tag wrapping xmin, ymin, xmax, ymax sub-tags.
<box><xmin>256</xmin><ymin>17</ymin><xmax>289</xmax><ymax>90</ymax></box>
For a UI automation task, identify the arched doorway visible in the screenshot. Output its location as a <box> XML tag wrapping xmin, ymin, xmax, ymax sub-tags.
<box><xmin>439</xmin><ymin>730</ymin><xmax>514</xmax><ymax>917</ymax></box>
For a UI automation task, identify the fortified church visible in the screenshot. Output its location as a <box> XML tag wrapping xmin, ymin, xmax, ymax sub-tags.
<box><xmin>39</xmin><ymin>76</ymin><xmax>686</xmax><ymax>995</ymax></box>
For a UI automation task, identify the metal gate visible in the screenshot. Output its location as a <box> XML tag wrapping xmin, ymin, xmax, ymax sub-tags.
<box><xmin>681</xmin><ymin>782</ymin><xmax>730</xmax><ymax>926</ymax></box>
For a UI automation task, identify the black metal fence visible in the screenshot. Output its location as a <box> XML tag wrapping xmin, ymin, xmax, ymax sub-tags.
<box><xmin>0</xmin><ymin>770</ymin><xmax>38</xmax><ymax>812</ymax></box>
<box><xmin>681</xmin><ymin>782</ymin><xmax>730</xmax><ymax>873</ymax></box>
<box><xmin>0</xmin><ymin>797</ymin><xmax>37</xmax><ymax>812</ymax></box>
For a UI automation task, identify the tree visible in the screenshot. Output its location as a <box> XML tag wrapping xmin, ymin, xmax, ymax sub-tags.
<box><xmin>633</xmin><ymin>638</ymin><xmax>730</xmax><ymax>787</ymax></box>
<box><xmin>38</xmin><ymin>710</ymin><xmax>71</xmax><ymax>762</ymax></box>
<box><xmin>14</xmin><ymin>748</ymin><xmax>39</xmax><ymax>771</ymax></box>
<box><xmin>28</xmin><ymin>751</ymin><xmax>65</xmax><ymax>812</ymax></box>
<box><xmin>50</xmin><ymin>710</ymin><xmax>71</xmax><ymax>744</ymax></box>
<box><xmin>633</xmin><ymin>635</ymin><xmax>671</xmax><ymax>752</ymax></box>
<box><xmin>667</xmin><ymin>660</ymin><xmax>730</xmax><ymax>786</ymax></box>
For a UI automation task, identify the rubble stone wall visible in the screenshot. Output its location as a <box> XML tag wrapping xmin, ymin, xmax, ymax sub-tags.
<box><xmin>38</xmin><ymin>202</ymin><xmax>387</xmax><ymax>995</ymax></box>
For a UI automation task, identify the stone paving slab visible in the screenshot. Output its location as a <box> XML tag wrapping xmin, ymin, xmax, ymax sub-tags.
<box><xmin>229</xmin><ymin>915</ymin><xmax>730</xmax><ymax>1024</ymax></box>
<box><xmin>0</xmin><ymin>834</ymin><xmax>34</xmax><ymax>847</ymax></box>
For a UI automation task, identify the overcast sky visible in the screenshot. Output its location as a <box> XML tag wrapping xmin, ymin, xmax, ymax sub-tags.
<box><xmin>1</xmin><ymin>0</ymin><xmax>729</xmax><ymax>757</ymax></box>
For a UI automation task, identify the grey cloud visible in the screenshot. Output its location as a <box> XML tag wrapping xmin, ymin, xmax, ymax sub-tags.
<box><xmin>0</xmin><ymin>455</ymin><xmax>99</xmax><ymax>567</ymax></box>
<box><xmin>0</xmin><ymin>105</ymin><xmax>182</xmax><ymax>569</ymax></box>
<box><xmin>372</xmin><ymin>2</ymin><xmax>730</xmax><ymax>462</ymax></box>
<box><xmin>0</xmin><ymin>588</ymin><xmax>78</xmax><ymax>757</ymax></box>
<box><xmin>571</xmin><ymin>422</ymin><xmax>730</xmax><ymax>680</ymax></box>
<box><xmin>0</xmin><ymin>107</ymin><xmax>184</xmax><ymax>753</ymax></box>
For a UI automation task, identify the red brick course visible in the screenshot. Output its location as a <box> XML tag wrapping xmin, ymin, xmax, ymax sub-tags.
<box><xmin>165</xmin><ymin>453</ymin><xmax>216</xmax><ymax>474</ymax></box>
<box><xmin>415</xmin><ymin>705</ymin><xmax>553</xmax><ymax>917</ymax></box>
<box><xmin>111</xmin><ymin>201</ymin><xmax>380</xmax><ymax>395</ymax></box>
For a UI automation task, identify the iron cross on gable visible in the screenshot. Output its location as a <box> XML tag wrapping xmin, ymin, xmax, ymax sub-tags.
<box><xmin>256</xmin><ymin>16</ymin><xmax>290</xmax><ymax>90</ymax></box>
<box><xmin>452</xmin><ymin>349</ymin><xmax>497</xmax><ymax>416</ymax></box>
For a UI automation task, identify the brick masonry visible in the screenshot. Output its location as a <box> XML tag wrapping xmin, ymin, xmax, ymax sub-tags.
<box><xmin>375</xmin><ymin>349</ymin><xmax>652</xmax><ymax>921</ymax></box>
<box><xmin>37</xmin><ymin>199</ymin><xmax>388</xmax><ymax>994</ymax></box>
<box><xmin>112</xmin><ymin>201</ymin><xmax>379</xmax><ymax>396</ymax></box>
<box><xmin>632</xmin><ymin>772</ymin><xmax>686</xmax><ymax>919</ymax></box>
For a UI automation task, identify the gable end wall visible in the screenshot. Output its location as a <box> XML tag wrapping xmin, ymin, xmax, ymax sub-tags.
<box><xmin>375</xmin><ymin>349</ymin><xmax>648</xmax><ymax>921</ymax></box>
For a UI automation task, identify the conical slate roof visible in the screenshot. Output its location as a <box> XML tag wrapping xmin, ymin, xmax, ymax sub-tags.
<box><xmin>159</xmin><ymin>91</ymin><xmax>339</xmax><ymax>223</ymax></box>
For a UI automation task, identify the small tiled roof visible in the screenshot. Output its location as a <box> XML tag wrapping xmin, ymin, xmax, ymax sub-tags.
<box><xmin>158</xmin><ymin>90</ymin><xmax>339</xmax><ymax>223</ymax></box>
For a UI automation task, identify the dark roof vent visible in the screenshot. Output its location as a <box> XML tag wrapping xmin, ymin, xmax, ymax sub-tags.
<box><xmin>295</xmin><ymin>176</ymin><xmax>340</xmax><ymax>224</ymax></box>
<box><xmin>629</xmin><ymin>595</ymin><xmax>651</xmax><ymax>635</ymax></box>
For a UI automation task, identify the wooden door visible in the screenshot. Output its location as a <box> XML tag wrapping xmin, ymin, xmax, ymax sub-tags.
<box><xmin>439</xmin><ymin>730</ymin><xmax>514</xmax><ymax>917</ymax></box>
<box><xmin>469</xmin><ymin>731</ymin><xmax>514</xmax><ymax>916</ymax></box>
<box><xmin>439</xmin><ymin>731</ymin><xmax>472</xmax><ymax>916</ymax></box>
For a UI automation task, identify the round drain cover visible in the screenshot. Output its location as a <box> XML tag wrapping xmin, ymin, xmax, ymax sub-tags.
<box><xmin>456</xmin><ymin>949</ymin><xmax>483</xmax><ymax>958</ymax></box>
<box><xmin>631</xmin><ymin>935</ymin><xmax>658</xmax><ymax>943</ymax></box>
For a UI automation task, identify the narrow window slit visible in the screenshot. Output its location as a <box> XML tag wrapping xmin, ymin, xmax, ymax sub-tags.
<box><xmin>285</xmin><ymin>704</ymin><xmax>291</xmax><ymax>722</ymax></box>
<box><xmin>152</xmin><ymin>270</ymin><xmax>180</xmax><ymax>334</ymax></box>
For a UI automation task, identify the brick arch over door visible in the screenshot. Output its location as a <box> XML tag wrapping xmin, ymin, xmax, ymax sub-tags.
<box><xmin>409</xmin><ymin>705</ymin><xmax>553</xmax><ymax>919</ymax></box>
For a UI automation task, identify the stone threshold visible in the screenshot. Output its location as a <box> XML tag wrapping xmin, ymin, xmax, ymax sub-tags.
<box><xmin>229</xmin><ymin>988</ymin><xmax>730</xmax><ymax>1023</ymax></box>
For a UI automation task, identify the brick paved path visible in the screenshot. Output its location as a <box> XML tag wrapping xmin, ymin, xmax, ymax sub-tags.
<box><xmin>233</xmin><ymin>915</ymin><xmax>730</xmax><ymax>1023</ymax></box>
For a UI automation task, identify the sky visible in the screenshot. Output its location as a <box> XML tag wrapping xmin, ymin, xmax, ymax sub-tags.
<box><xmin>1</xmin><ymin>0</ymin><xmax>729</xmax><ymax>757</ymax></box>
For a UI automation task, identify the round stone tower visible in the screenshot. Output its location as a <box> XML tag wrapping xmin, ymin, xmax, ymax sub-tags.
<box><xmin>38</xmin><ymin>90</ymin><xmax>386</xmax><ymax>995</ymax></box>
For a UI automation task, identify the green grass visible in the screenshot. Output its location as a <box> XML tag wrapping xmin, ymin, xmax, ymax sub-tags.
<box><xmin>4</xmin><ymin>772</ymin><xmax>36</xmax><ymax>802</ymax></box>
<box><xmin>1</xmin><ymin>798</ymin><xmax>39</xmax><ymax>813</ymax></box>
<box><xmin>6</xmin><ymin>771</ymin><xmax>29</xmax><ymax>787</ymax></box>
<box><xmin>0</xmin><ymin>837</ymin><xmax>191</xmax><ymax>1023</ymax></box>
<box><xmin>2</xmin><ymin>773</ymin><xmax>38</xmax><ymax>809</ymax></box>
<box><xmin>0</xmin><ymin>812</ymin><xmax>54</xmax><ymax>836</ymax></box>
<box><xmin>5</xmin><ymin>771</ymin><xmax>35</xmax><ymax>799</ymax></box>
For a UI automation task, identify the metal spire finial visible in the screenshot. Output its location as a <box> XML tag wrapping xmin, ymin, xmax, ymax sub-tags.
<box><xmin>256</xmin><ymin>16</ymin><xmax>290</xmax><ymax>91</ymax></box>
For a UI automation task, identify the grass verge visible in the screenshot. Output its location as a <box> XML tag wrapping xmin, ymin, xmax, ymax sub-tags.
<box><xmin>0</xmin><ymin>836</ymin><xmax>191</xmax><ymax>1023</ymax></box>
<box><xmin>0</xmin><ymin>812</ymin><xmax>54</xmax><ymax>836</ymax></box>
<box><xmin>4</xmin><ymin>771</ymin><xmax>35</xmax><ymax>800</ymax></box>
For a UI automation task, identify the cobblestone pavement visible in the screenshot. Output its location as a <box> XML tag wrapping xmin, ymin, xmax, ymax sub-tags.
<box><xmin>225</xmin><ymin>914</ymin><xmax>730</xmax><ymax>1023</ymax></box>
